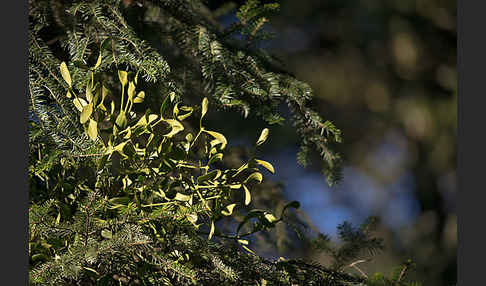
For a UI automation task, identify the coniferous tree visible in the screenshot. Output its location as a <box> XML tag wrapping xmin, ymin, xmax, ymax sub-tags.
<box><xmin>28</xmin><ymin>0</ymin><xmax>422</xmax><ymax>285</ymax></box>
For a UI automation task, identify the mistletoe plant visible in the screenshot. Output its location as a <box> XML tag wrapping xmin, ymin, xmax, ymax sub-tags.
<box><xmin>29</xmin><ymin>59</ymin><xmax>300</xmax><ymax>284</ymax></box>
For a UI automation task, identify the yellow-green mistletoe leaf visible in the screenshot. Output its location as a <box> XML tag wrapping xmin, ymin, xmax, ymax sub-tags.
<box><xmin>73</xmin><ymin>97</ymin><xmax>88</xmax><ymax>112</ymax></box>
<box><xmin>122</xmin><ymin>176</ymin><xmax>133</xmax><ymax>189</ymax></box>
<box><xmin>237</xmin><ymin>239</ymin><xmax>248</xmax><ymax>245</ymax></box>
<box><xmin>186</xmin><ymin>213</ymin><xmax>198</xmax><ymax>225</ymax></box>
<box><xmin>256</xmin><ymin>128</ymin><xmax>269</xmax><ymax>146</ymax></box>
<box><xmin>93</xmin><ymin>52</ymin><xmax>102</xmax><ymax>69</ymax></box>
<box><xmin>163</xmin><ymin>119</ymin><xmax>184</xmax><ymax>138</ymax></box>
<box><xmin>87</xmin><ymin>119</ymin><xmax>98</xmax><ymax>141</ymax></box>
<box><xmin>98</xmin><ymin>85</ymin><xmax>109</xmax><ymax>111</ymax></box>
<box><xmin>127</xmin><ymin>81</ymin><xmax>135</xmax><ymax>102</ymax></box>
<box><xmin>101</xmin><ymin>229</ymin><xmax>112</xmax><ymax>239</ymax></box>
<box><xmin>133</xmin><ymin>91</ymin><xmax>145</xmax><ymax>103</ymax></box>
<box><xmin>221</xmin><ymin>203</ymin><xmax>236</xmax><ymax>216</ymax></box>
<box><xmin>115</xmin><ymin>111</ymin><xmax>128</xmax><ymax>129</ymax></box>
<box><xmin>60</xmin><ymin>62</ymin><xmax>72</xmax><ymax>88</ymax></box>
<box><xmin>177</xmin><ymin>106</ymin><xmax>193</xmax><ymax>121</ymax></box>
<box><xmin>241</xmin><ymin>244</ymin><xmax>256</xmax><ymax>255</ymax></box>
<box><xmin>204</xmin><ymin>130</ymin><xmax>227</xmax><ymax>149</ymax></box>
<box><xmin>197</xmin><ymin>169</ymin><xmax>222</xmax><ymax>184</ymax></box>
<box><xmin>56</xmin><ymin>211</ymin><xmax>61</xmax><ymax>225</ymax></box>
<box><xmin>118</xmin><ymin>70</ymin><xmax>128</xmax><ymax>86</ymax></box>
<box><xmin>264</xmin><ymin>213</ymin><xmax>278</xmax><ymax>223</ymax></box>
<box><xmin>173</xmin><ymin>103</ymin><xmax>179</xmax><ymax>117</ymax></box>
<box><xmin>80</xmin><ymin>103</ymin><xmax>93</xmax><ymax>124</ymax></box>
<box><xmin>245</xmin><ymin>172</ymin><xmax>263</xmax><ymax>184</ymax></box>
<box><xmin>255</xmin><ymin>159</ymin><xmax>275</xmax><ymax>174</ymax></box>
<box><xmin>102</xmin><ymin>84</ymin><xmax>109</xmax><ymax>99</ymax></box>
<box><xmin>201</xmin><ymin>97</ymin><xmax>208</xmax><ymax>119</ymax></box>
<box><xmin>243</xmin><ymin>185</ymin><xmax>251</xmax><ymax>205</ymax></box>
<box><xmin>134</xmin><ymin>114</ymin><xmax>148</xmax><ymax>127</ymax></box>
<box><xmin>123</xmin><ymin>127</ymin><xmax>132</xmax><ymax>139</ymax></box>
<box><xmin>112</xmin><ymin>141</ymin><xmax>129</xmax><ymax>159</ymax></box>
<box><xmin>110</xmin><ymin>101</ymin><xmax>115</xmax><ymax>115</ymax></box>
<box><xmin>86</xmin><ymin>81</ymin><xmax>93</xmax><ymax>103</ymax></box>
<box><xmin>148</xmin><ymin>114</ymin><xmax>159</xmax><ymax>125</ymax></box>
<box><xmin>208</xmin><ymin>220</ymin><xmax>215</xmax><ymax>240</ymax></box>
<box><xmin>174</xmin><ymin>193</ymin><xmax>191</xmax><ymax>202</ymax></box>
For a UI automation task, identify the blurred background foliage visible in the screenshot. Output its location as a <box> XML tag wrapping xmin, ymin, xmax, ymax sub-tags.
<box><xmin>203</xmin><ymin>0</ymin><xmax>456</xmax><ymax>285</ymax></box>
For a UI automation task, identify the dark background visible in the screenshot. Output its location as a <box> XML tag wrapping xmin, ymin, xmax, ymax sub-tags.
<box><xmin>207</xmin><ymin>0</ymin><xmax>457</xmax><ymax>285</ymax></box>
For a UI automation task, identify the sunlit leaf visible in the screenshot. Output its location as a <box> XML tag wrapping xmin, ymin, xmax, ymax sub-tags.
<box><xmin>203</xmin><ymin>130</ymin><xmax>227</xmax><ymax>149</ymax></box>
<box><xmin>221</xmin><ymin>203</ymin><xmax>236</xmax><ymax>216</ymax></box>
<box><xmin>186</xmin><ymin>133</ymin><xmax>194</xmax><ymax>142</ymax></box>
<box><xmin>148</xmin><ymin>114</ymin><xmax>159</xmax><ymax>124</ymax></box>
<box><xmin>87</xmin><ymin>119</ymin><xmax>98</xmax><ymax>141</ymax></box>
<box><xmin>80</xmin><ymin>103</ymin><xmax>93</xmax><ymax>124</ymax></box>
<box><xmin>123</xmin><ymin>127</ymin><xmax>132</xmax><ymax>139</ymax></box>
<box><xmin>201</xmin><ymin>97</ymin><xmax>208</xmax><ymax>119</ymax></box>
<box><xmin>177</xmin><ymin>106</ymin><xmax>193</xmax><ymax>121</ymax></box>
<box><xmin>255</xmin><ymin>159</ymin><xmax>275</xmax><ymax>174</ymax></box>
<box><xmin>55</xmin><ymin>211</ymin><xmax>61</xmax><ymax>225</ymax></box>
<box><xmin>60</xmin><ymin>62</ymin><xmax>72</xmax><ymax>88</ymax></box>
<box><xmin>197</xmin><ymin>169</ymin><xmax>221</xmax><ymax>184</ymax></box>
<box><xmin>98</xmin><ymin>84</ymin><xmax>109</xmax><ymax>111</ymax></box>
<box><xmin>208</xmin><ymin>220</ymin><xmax>215</xmax><ymax>240</ymax></box>
<box><xmin>73</xmin><ymin>97</ymin><xmax>88</xmax><ymax>112</ymax></box>
<box><xmin>186</xmin><ymin>213</ymin><xmax>198</xmax><ymax>225</ymax></box>
<box><xmin>209</xmin><ymin>147</ymin><xmax>218</xmax><ymax>156</ymax></box>
<box><xmin>243</xmin><ymin>185</ymin><xmax>251</xmax><ymax>205</ymax></box>
<box><xmin>264</xmin><ymin>213</ymin><xmax>278</xmax><ymax>223</ymax></box>
<box><xmin>245</xmin><ymin>172</ymin><xmax>263</xmax><ymax>184</ymax></box>
<box><xmin>174</xmin><ymin>193</ymin><xmax>191</xmax><ymax>202</ymax></box>
<box><xmin>208</xmin><ymin>153</ymin><xmax>223</xmax><ymax>165</ymax></box>
<box><xmin>241</xmin><ymin>244</ymin><xmax>256</xmax><ymax>255</ymax></box>
<box><xmin>256</xmin><ymin>128</ymin><xmax>269</xmax><ymax>146</ymax></box>
<box><xmin>112</xmin><ymin>141</ymin><xmax>129</xmax><ymax>159</ymax></box>
<box><xmin>127</xmin><ymin>81</ymin><xmax>135</xmax><ymax>102</ymax></box>
<box><xmin>118</xmin><ymin>70</ymin><xmax>128</xmax><ymax>86</ymax></box>
<box><xmin>84</xmin><ymin>267</ymin><xmax>99</xmax><ymax>275</ymax></box>
<box><xmin>134</xmin><ymin>91</ymin><xmax>145</xmax><ymax>103</ymax></box>
<box><xmin>110</xmin><ymin>101</ymin><xmax>115</xmax><ymax>115</ymax></box>
<box><xmin>101</xmin><ymin>229</ymin><xmax>112</xmax><ymax>239</ymax></box>
<box><xmin>122</xmin><ymin>176</ymin><xmax>133</xmax><ymax>189</ymax></box>
<box><xmin>163</xmin><ymin>119</ymin><xmax>184</xmax><ymax>137</ymax></box>
<box><xmin>93</xmin><ymin>52</ymin><xmax>102</xmax><ymax>69</ymax></box>
<box><xmin>86</xmin><ymin>81</ymin><xmax>93</xmax><ymax>103</ymax></box>
<box><xmin>115</xmin><ymin>111</ymin><xmax>127</xmax><ymax>129</ymax></box>
<box><xmin>173</xmin><ymin>103</ymin><xmax>179</xmax><ymax>117</ymax></box>
<box><xmin>237</xmin><ymin>239</ymin><xmax>249</xmax><ymax>245</ymax></box>
<box><xmin>209</xmin><ymin>139</ymin><xmax>221</xmax><ymax>148</ymax></box>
